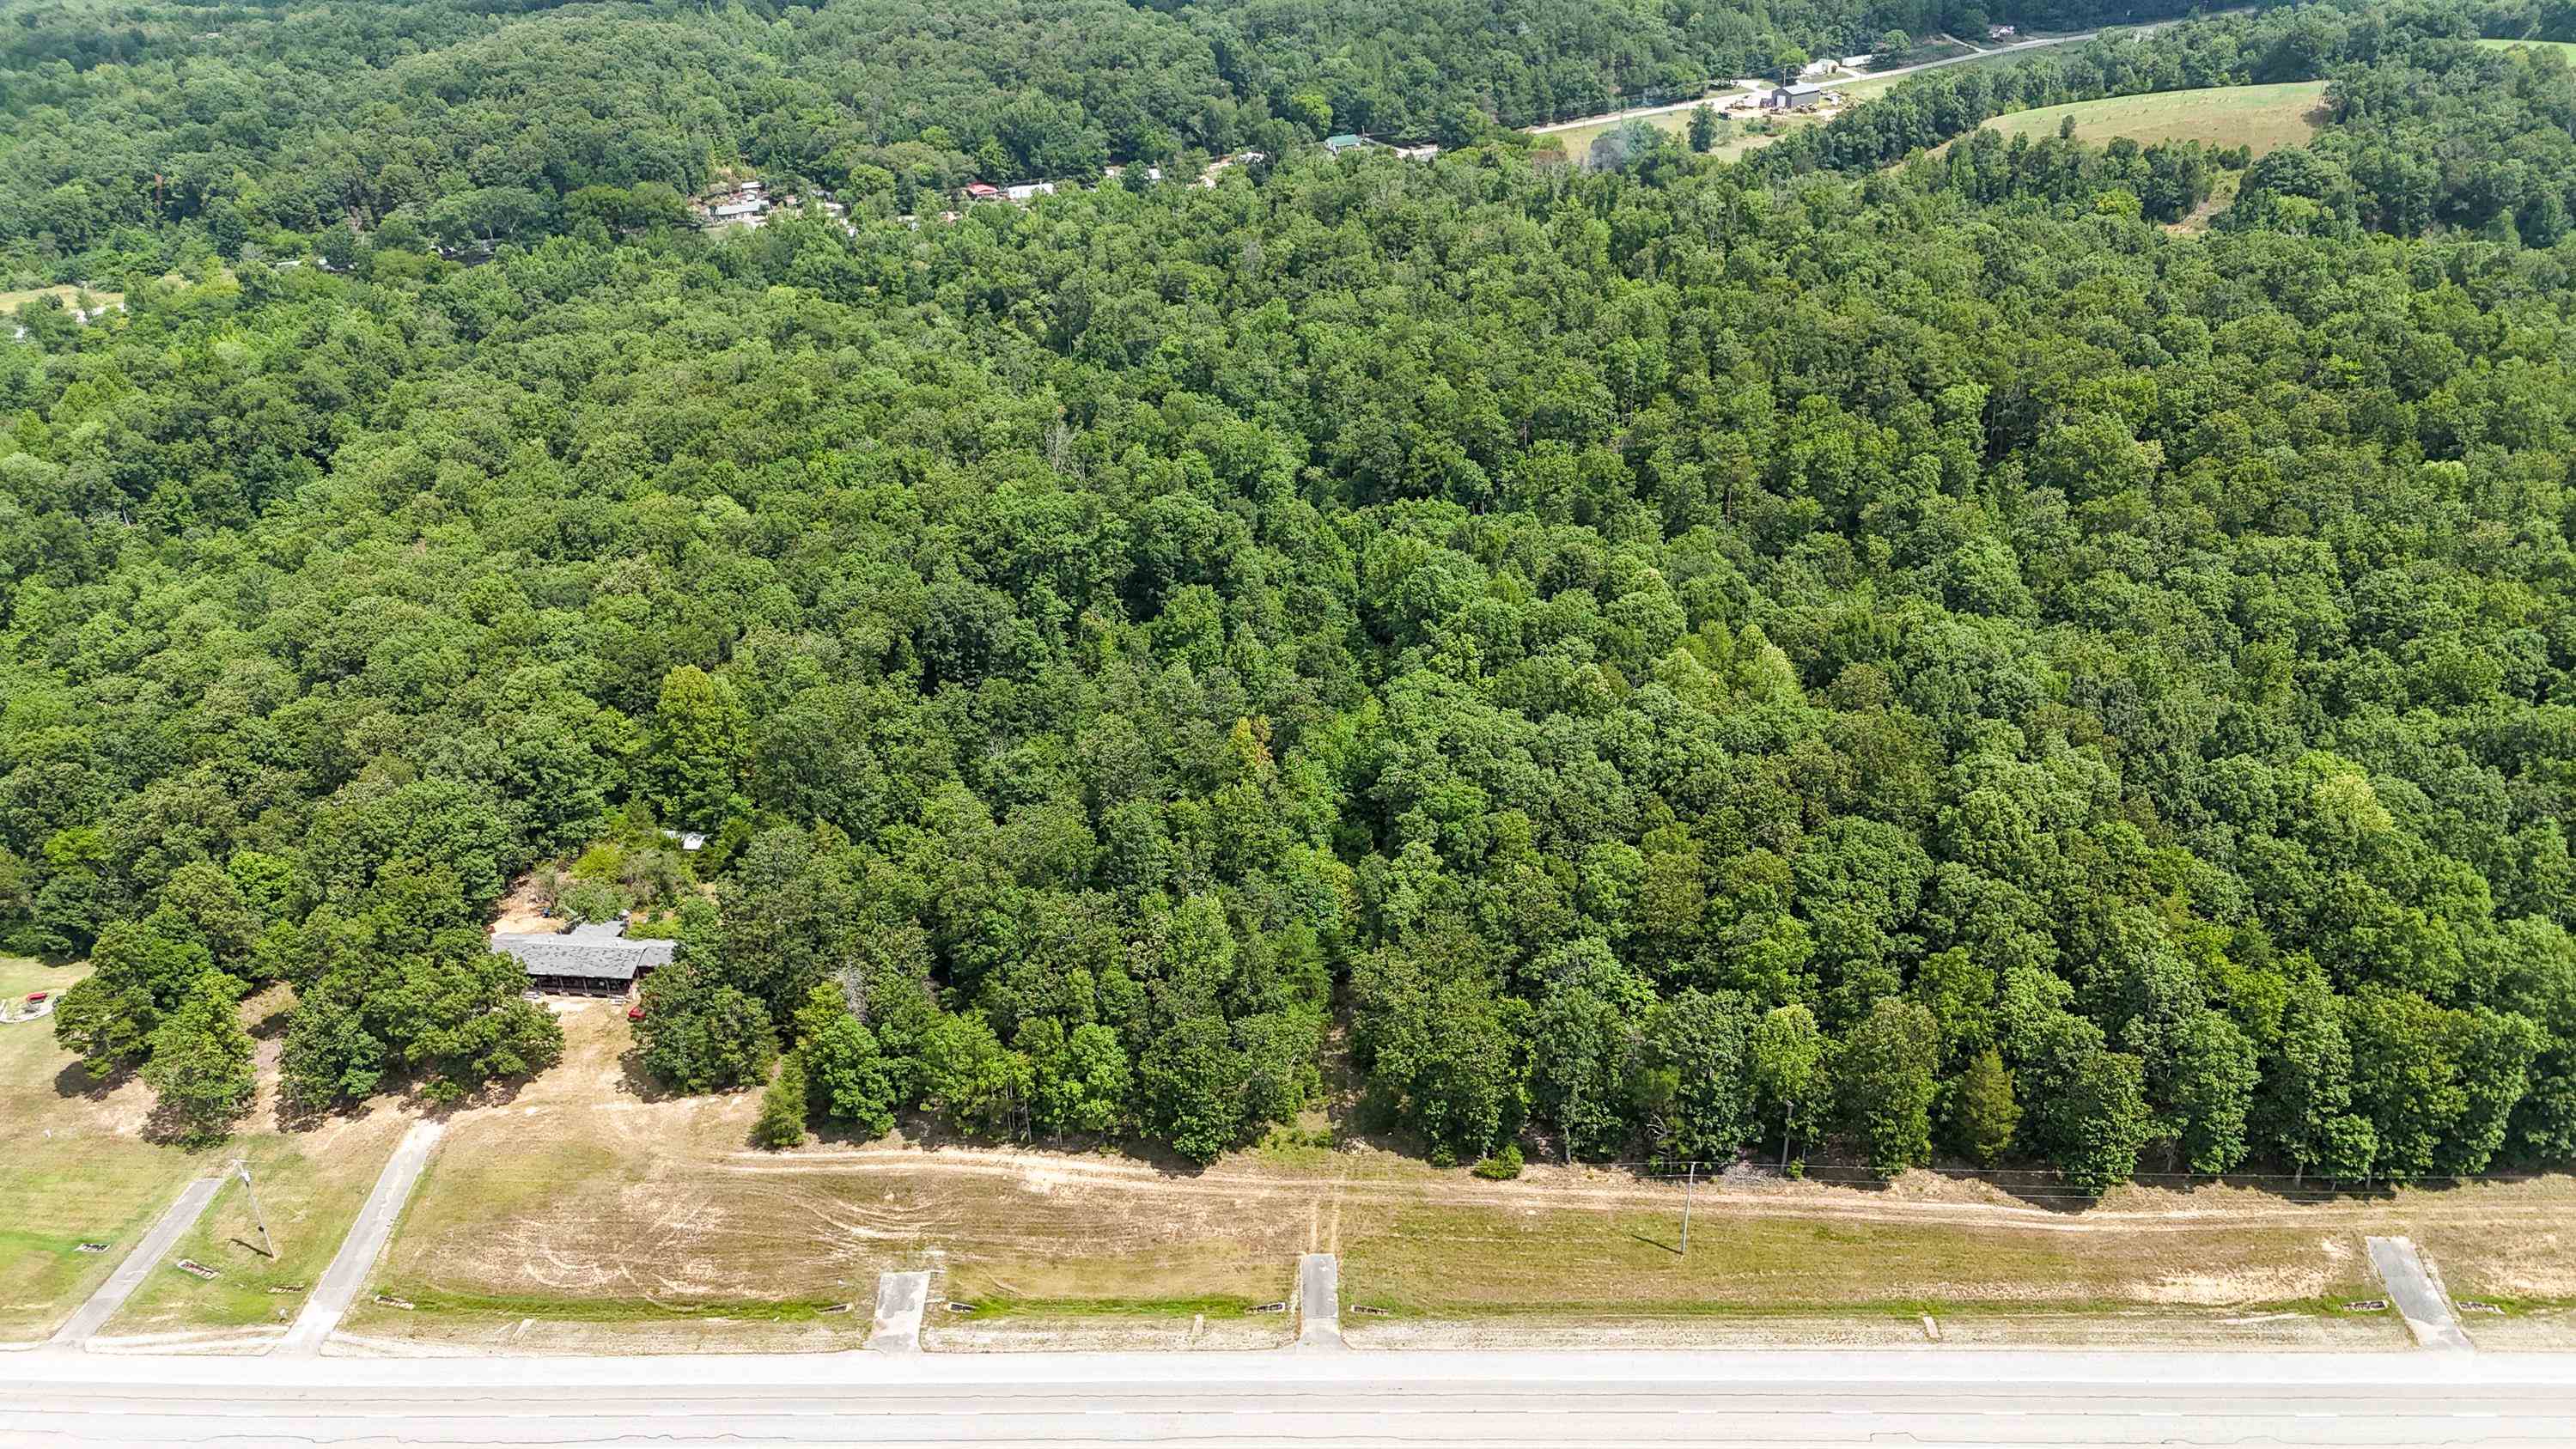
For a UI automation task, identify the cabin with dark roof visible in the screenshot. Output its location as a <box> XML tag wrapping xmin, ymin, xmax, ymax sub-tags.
<box><xmin>495</xmin><ymin>921</ymin><xmax>676</xmax><ymax>995</ymax></box>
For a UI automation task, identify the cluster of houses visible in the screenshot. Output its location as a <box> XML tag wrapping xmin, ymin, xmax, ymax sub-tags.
<box><xmin>697</xmin><ymin>178</ymin><xmax>854</xmax><ymax>234</ymax></box>
<box><xmin>1323</xmin><ymin>134</ymin><xmax>1439</xmax><ymax>161</ymax></box>
<box><xmin>961</xmin><ymin>180</ymin><xmax>1058</xmax><ymax>204</ymax></box>
<box><xmin>701</xmin><ymin>131</ymin><xmax>1440</xmax><ymax>237</ymax></box>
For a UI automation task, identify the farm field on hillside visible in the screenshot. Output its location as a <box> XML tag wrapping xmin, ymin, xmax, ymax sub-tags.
<box><xmin>1982</xmin><ymin>81</ymin><xmax>2329</xmax><ymax>154</ymax></box>
<box><xmin>1544</xmin><ymin>47</ymin><xmax>2058</xmax><ymax>167</ymax></box>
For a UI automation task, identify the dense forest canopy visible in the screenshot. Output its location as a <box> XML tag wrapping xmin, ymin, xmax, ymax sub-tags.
<box><xmin>9</xmin><ymin>0</ymin><xmax>2576</xmax><ymax>1190</ymax></box>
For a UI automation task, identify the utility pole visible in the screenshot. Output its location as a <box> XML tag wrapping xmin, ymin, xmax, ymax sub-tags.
<box><xmin>1681</xmin><ymin>1161</ymin><xmax>1696</xmax><ymax>1256</ymax></box>
<box><xmin>229</xmin><ymin>1159</ymin><xmax>276</xmax><ymax>1259</ymax></box>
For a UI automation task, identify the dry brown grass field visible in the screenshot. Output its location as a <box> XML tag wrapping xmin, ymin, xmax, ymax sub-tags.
<box><xmin>352</xmin><ymin>999</ymin><xmax>2576</xmax><ymax>1352</ymax></box>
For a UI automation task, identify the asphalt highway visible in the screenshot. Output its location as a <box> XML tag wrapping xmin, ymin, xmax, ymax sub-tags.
<box><xmin>8</xmin><ymin>1347</ymin><xmax>2576</xmax><ymax>1446</ymax></box>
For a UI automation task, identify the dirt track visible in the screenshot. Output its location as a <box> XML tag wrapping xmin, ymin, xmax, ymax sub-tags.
<box><xmin>716</xmin><ymin>1143</ymin><xmax>2576</xmax><ymax>1238</ymax></box>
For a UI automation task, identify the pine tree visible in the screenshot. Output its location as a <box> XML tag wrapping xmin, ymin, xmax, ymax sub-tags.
<box><xmin>752</xmin><ymin>1053</ymin><xmax>809</xmax><ymax>1150</ymax></box>
<box><xmin>1952</xmin><ymin>1047</ymin><xmax>2019</xmax><ymax>1166</ymax></box>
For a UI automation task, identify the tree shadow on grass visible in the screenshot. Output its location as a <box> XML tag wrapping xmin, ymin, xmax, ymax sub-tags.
<box><xmin>52</xmin><ymin>1058</ymin><xmax>127</xmax><ymax>1101</ymax></box>
<box><xmin>616</xmin><ymin>1047</ymin><xmax>679</xmax><ymax>1104</ymax></box>
<box><xmin>141</xmin><ymin>1095</ymin><xmax>245</xmax><ymax>1152</ymax></box>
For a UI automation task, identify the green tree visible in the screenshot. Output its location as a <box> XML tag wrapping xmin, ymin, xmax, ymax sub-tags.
<box><xmin>52</xmin><ymin>910</ymin><xmax>217</xmax><ymax>1077</ymax></box>
<box><xmin>1020</xmin><ymin>1017</ymin><xmax>1132</xmax><ymax>1139</ymax></box>
<box><xmin>278</xmin><ymin>985</ymin><xmax>386</xmax><ymax>1112</ymax></box>
<box><xmin>1138</xmin><ymin>1014</ymin><xmax>1248</xmax><ymax>1163</ymax></box>
<box><xmin>2169</xmin><ymin>1011</ymin><xmax>2258</xmax><ymax>1174</ymax></box>
<box><xmin>2259</xmin><ymin>983</ymin><xmax>2374</xmax><ymax>1184</ymax></box>
<box><xmin>1687</xmin><ymin>105</ymin><xmax>1720</xmax><ymax>154</ymax></box>
<box><xmin>2020</xmin><ymin>1014</ymin><xmax>2153</xmax><ymax>1196</ymax></box>
<box><xmin>635</xmin><ymin>959</ymin><xmax>778</xmax><ymax>1093</ymax></box>
<box><xmin>800</xmin><ymin>985</ymin><xmax>899</xmax><ymax>1139</ymax></box>
<box><xmin>1951</xmin><ymin>1047</ymin><xmax>2019</xmax><ymax>1166</ymax></box>
<box><xmin>1751</xmin><ymin>1003</ymin><xmax>1829</xmax><ymax>1170</ymax></box>
<box><xmin>1836</xmin><ymin>998</ymin><xmax>1939</xmax><ymax>1177</ymax></box>
<box><xmin>141</xmin><ymin>974</ymin><xmax>256</xmax><ymax>1147</ymax></box>
<box><xmin>649</xmin><ymin>666</ymin><xmax>749</xmax><ymax>831</ymax></box>
<box><xmin>1287</xmin><ymin>90</ymin><xmax>1334</xmax><ymax>137</ymax></box>
<box><xmin>919</xmin><ymin>1009</ymin><xmax>1029</xmax><ymax>1138</ymax></box>
<box><xmin>753</xmin><ymin>1052</ymin><xmax>809</xmax><ymax>1149</ymax></box>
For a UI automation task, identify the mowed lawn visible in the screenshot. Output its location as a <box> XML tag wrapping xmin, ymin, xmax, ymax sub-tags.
<box><xmin>1982</xmin><ymin>81</ymin><xmax>2329</xmax><ymax>155</ymax></box>
<box><xmin>102</xmin><ymin>1105</ymin><xmax>411</xmax><ymax>1336</ymax></box>
<box><xmin>0</xmin><ymin>959</ymin><xmax>198</xmax><ymax>1342</ymax></box>
<box><xmin>0</xmin><ymin>961</ymin><xmax>413</xmax><ymax>1342</ymax></box>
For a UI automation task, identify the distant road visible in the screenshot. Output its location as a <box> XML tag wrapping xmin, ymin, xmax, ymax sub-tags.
<box><xmin>1523</xmin><ymin>32</ymin><xmax>2104</xmax><ymax>136</ymax></box>
<box><xmin>8</xmin><ymin>1346</ymin><xmax>2576</xmax><ymax>1446</ymax></box>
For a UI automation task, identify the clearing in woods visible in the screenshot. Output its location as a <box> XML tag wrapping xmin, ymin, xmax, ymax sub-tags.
<box><xmin>1543</xmin><ymin>50</ymin><xmax>2052</xmax><ymax>168</ymax></box>
<box><xmin>354</xmin><ymin>1000</ymin><xmax>2576</xmax><ymax>1352</ymax></box>
<box><xmin>0</xmin><ymin>960</ymin><xmax>414</xmax><ymax>1344</ymax></box>
<box><xmin>1978</xmin><ymin>80</ymin><xmax>2330</xmax><ymax>155</ymax></box>
<box><xmin>0</xmin><ymin>283</ymin><xmax>123</xmax><ymax>314</ymax></box>
<box><xmin>2476</xmin><ymin>38</ymin><xmax>2576</xmax><ymax>60</ymax></box>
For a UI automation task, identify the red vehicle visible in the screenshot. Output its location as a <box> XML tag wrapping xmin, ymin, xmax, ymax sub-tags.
<box><xmin>627</xmin><ymin>1002</ymin><xmax>645</xmax><ymax>1021</ymax></box>
<box><xmin>25</xmin><ymin>991</ymin><xmax>47</xmax><ymax>1004</ymax></box>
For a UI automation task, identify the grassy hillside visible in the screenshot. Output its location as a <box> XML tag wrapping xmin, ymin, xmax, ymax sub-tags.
<box><xmin>2476</xmin><ymin>38</ymin><xmax>2576</xmax><ymax>60</ymax></box>
<box><xmin>1984</xmin><ymin>80</ymin><xmax>2329</xmax><ymax>155</ymax></box>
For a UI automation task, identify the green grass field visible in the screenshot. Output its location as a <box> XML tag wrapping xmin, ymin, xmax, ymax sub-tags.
<box><xmin>0</xmin><ymin>961</ymin><xmax>412</xmax><ymax>1343</ymax></box>
<box><xmin>1982</xmin><ymin>81</ymin><xmax>2329</xmax><ymax>155</ymax></box>
<box><xmin>0</xmin><ymin>959</ymin><xmax>202</xmax><ymax>1342</ymax></box>
<box><xmin>1333</xmin><ymin>1195</ymin><xmax>2379</xmax><ymax>1318</ymax></box>
<box><xmin>2476</xmin><ymin>38</ymin><xmax>2576</xmax><ymax>60</ymax></box>
<box><xmin>0</xmin><ymin>284</ymin><xmax>122</xmax><ymax>314</ymax></box>
<box><xmin>1539</xmin><ymin>92</ymin><xmax>1751</xmax><ymax>167</ymax></box>
<box><xmin>100</xmin><ymin>1109</ymin><xmax>411</xmax><ymax>1336</ymax></box>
